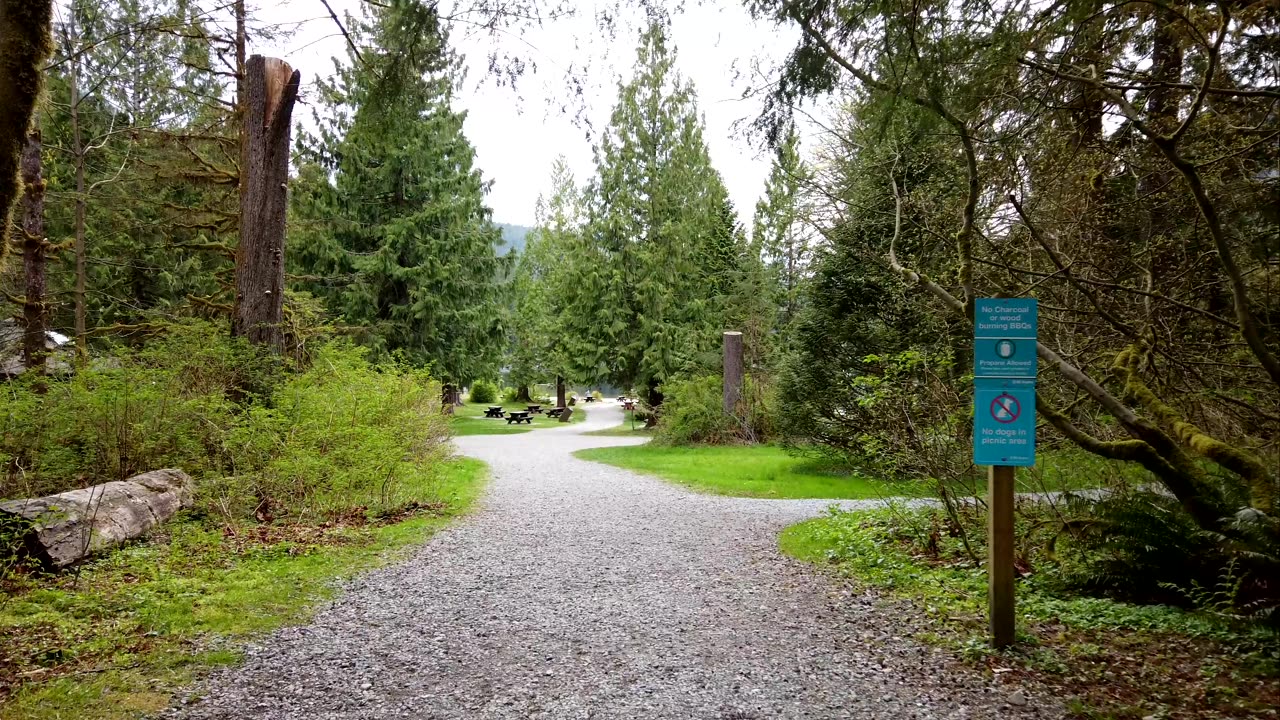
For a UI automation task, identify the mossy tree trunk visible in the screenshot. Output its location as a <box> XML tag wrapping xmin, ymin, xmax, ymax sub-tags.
<box><xmin>0</xmin><ymin>0</ymin><xmax>54</xmax><ymax>262</ymax></box>
<box><xmin>19</xmin><ymin>129</ymin><xmax>46</xmax><ymax>377</ymax></box>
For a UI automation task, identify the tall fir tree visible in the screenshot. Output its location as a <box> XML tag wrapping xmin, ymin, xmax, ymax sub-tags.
<box><xmin>291</xmin><ymin>4</ymin><xmax>507</xmax><ymax>393</ymax></box>
<box><xmin>33</xmin><ymin>0</ymin><xmax>237</xmax><ymax>342</ymax></box>
<box><xmin>752</xmin><ymin>123</ymin><xmax>812</xmax><ymax>338</ymax></box>
<box><xmin>506</xmin><ymin>157</ymin><xmax>582</xmax><ymax>398</ymax></box>
<box><xmin>567</xmin><ymin>20</ymin><xmax>733</xmax><ymax>402</ymax></box>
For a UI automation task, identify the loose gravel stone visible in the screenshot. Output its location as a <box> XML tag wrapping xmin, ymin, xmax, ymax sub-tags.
<box><xmin>165</xmin><ymin>402</ymin><xmax>1063</xmax><ymax>719</ymax></box>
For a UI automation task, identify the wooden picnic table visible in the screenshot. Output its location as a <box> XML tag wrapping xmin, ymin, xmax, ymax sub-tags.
<box><xmin>546</xmin><ymin>407</ymin><xmax>565</xmax><ymax>418</ymax></box>
<box><xmin>526</xmin><ymin>404</ymin><xmax>543</xmax><ymax>414</ymax></box>
<box><xmin>506</xmin><ymin>411</ymin><xmax>532</xmax><ymax>424</ymax></box>
<box><xmin>484</xmin><ymin>406</ymin><xmax>505</xmax><ymax>418</ymax></box>
<box><xmin>583</xmin><ymin>395</ymin><xmax>596</xmax><ymax>403</ymax></box>
<box><xmin>622</xmin><ymin>400</ymin><xmax>635</xmax><ymax>410</ymax></box>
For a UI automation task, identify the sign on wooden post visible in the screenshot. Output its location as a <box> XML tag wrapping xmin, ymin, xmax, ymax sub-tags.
<box><xmin>972</xmin><ymin>298</ymin><xmax>1038</xmax><ymax>648</ymax></box>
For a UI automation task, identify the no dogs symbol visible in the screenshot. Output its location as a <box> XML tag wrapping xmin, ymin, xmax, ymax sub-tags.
<box><xmin>990</xmin><ymin>393</ymin><xmax>1021</xmax><ymax>424</ymax></box>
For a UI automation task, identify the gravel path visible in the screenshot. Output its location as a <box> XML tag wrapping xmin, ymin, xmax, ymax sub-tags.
<box><xmin>167</xmin><ymin>401</ymin><xmax>1061</xmax><ymax>719</ymax></box>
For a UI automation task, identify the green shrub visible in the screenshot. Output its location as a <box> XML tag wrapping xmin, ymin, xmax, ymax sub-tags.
<box><xmin>216</xmin><ymin>343</ymin><xmax>451</xmax><ymax>521</ymax></box>
<box><xmin>468</xmin><ymin>379</ymin><xmax>498</xmax><ymax>404</ymax></box>
<box><xmin>1052</xmin><ymin>488</ymin><xmax>1280</xmax><ymax>626</ymax></box>
<box><xmin>652</xmin><ymin>374</ymin><xmax>774</xmax><ymax>446</ymax></box>
<box><xmin>0</xmin><ymin>322</ymin><xmax>453</xmax><ymax>525</ymax></box>
<box><xmin>0</xmin><ymin>321</ymin><xmax>271</xmax><ymax>499</ymax></box>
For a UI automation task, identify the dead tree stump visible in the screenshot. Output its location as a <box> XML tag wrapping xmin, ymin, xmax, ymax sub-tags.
<box><xmin>233</xmin><ymin>55</ymin><xmax>300</xmax><ymax>350</ymax></box>
<box><xmin>723</xmin><ymin>330</ymin><xmax>743</xmax><ymax>416</ymax></box>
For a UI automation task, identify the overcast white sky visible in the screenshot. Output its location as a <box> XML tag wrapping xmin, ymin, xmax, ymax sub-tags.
<box><xmin>254</xmin><ymin>0</ymin><xmax>800</xmax><ymax>227</ymax></box>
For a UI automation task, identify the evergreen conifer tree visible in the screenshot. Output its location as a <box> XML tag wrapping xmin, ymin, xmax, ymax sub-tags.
<box><xmin>292</xmin><ymin>5</ymin><xmax>507</xmax><ymax>393</ymax></box>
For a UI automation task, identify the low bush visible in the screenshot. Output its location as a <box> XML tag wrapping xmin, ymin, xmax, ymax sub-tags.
<box><xmin>0</xmin><ymin>321</ymin><xmax>453</xmax><ymax>524</ymax></box>
<box><xmin>468</xmin><ymin>379</ymin><xmax>498</xmax><ymax>404</ymax></box>
<box><xmin>215</xmin><ymin>344</ymin><xmax>451</xmax><ymax>522</ymax></box>
<box><xmin>0</xmin><ymin>321</ymin><xmax>272</xmax><ymax>499</ymax></box>
<box><xmin>777</xmin><ymin>348</ymin><xmax>969</xmax><ymax>481</ymax></box>
<box><xmin>651</xmin><ymin>374</ymin><xmax>774</xmax><ymax>446</ymax></box>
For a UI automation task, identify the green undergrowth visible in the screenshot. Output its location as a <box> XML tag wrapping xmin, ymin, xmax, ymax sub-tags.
<box><xmin>573</xmin><ymin>444</ymin><xmax>922</xmax><ymax>499</ymax></box>
<box><xmin>449</xmin><ymin>402</ymin><xmax>585</xmax><ymax>436</ymax></box>
<box><xmin>0</xmin><ymin>457</ymin><xmax>487</xmax><ymax>720</ymax></box>
<box><xmin>782</xmin><ymin>507</ymin><xmax>1279</xmax><ymax>718</ymax></box>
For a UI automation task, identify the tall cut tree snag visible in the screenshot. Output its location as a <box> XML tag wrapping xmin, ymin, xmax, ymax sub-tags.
<box><xmin>723</xmin><ymin>331</ymin><xmax>743</xmax><ymax>416</ymax></box>
<box><xmin>233</xmin><ymin>55</ymin><xmax>300</xmax><ymax>350</ymax></box>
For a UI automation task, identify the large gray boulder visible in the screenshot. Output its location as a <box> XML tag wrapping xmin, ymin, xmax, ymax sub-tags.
<box><xmin>0</xmin><ymin>469</ymin><xmax>194</xmax><ymax>569</ymax></box>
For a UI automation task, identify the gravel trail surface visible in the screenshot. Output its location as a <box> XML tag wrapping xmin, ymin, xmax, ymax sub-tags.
<box><xmin>167</xmin><ymin>402</ymin><xmax>1060</xmax><ymax>719</ymax></box>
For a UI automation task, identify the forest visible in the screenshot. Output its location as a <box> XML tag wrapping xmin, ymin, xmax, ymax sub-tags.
<box><xmin>0</xmin><ymin>0</ymin><xmax>1278</xmax><ymax>717</ymax></box>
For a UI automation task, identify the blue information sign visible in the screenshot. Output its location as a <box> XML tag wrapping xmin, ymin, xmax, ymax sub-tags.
<box><xmin>974</xmin><ymin>299</ymin><xmax>1038</xmax><ymax>379</ymax></box>
<box><xmin>973</xmin><ymin>378</ymin><xmax>1036</xmax><ymax>466</ymax></box>
<box><xmin>973</xmin><ymin>299</ymin><xmax>1038</xmax><ymax>466</ymax></box>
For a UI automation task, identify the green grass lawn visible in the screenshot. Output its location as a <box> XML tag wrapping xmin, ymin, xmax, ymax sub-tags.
<box><xmin>583</xmin><ymin>412</ymin><xmax>654</xmax><ymax>437</ymax></box>
<box><xmin>450</xmin><ymin>402</ymin><xmax>585</xmax><ymax>436</ymax></box>
<box><xmin>573</xmin><ymin>443</ymin><xmax>1120</xmax><ymax>500</ymax></box>
<box><xmin>0</xmin><ymin>458</ymin><xmax>488</xmax><ymax>720</ymax></box>
<box><xmin>573</xmin><ymin>444</ymin><xmax>920</xmax><ymax>499</ymax></box>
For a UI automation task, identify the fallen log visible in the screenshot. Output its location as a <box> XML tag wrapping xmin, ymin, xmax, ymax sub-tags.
<box><xmin>0</xmin><ymin>469</ymin><xmax>194</xmax><ymax>569</ymax></box>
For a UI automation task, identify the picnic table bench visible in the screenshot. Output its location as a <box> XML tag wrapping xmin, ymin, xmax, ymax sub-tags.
<box><xmin>506</xmin><ymin>411</ymin><xmax>532</xmax><ymax>424</ymax></box>
<box><xmin>484</xmin><ymin>406</ymin><xmax>505</xmax><ymax>418</ymax></box>
<box><xmin>526</xmin><ymin>404</ymin><xmax>543</xmax><ymax>414</ymax></box>
<box><xmin>583</xmin><ymin>395</ymin><xmax>596</xmax><ymax>403</ymax></box>
<box><xmin>546</xmin><ymin>407</ymin><xmax>565</xmax><ymax>418</ymax></box>
<box><xmin>622</xmin><ymin>399</ymin><xmax>635</xmax><ymax>410</ymax></box>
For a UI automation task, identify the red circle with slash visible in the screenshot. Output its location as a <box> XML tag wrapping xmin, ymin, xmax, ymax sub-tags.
<box><xmin>990</xmin><ymin>393</ymin><xmax>1021</xmax><ymax>424</ymax></box>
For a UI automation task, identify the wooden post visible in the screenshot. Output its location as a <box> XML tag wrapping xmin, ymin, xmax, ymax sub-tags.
<box><xmin>556</xmin><ymin>375</ymin><xmax>567</xmax><ymax>408</ymax></box>
<box><xmin>723</xmin><ymin>330</ymin><xmax>743</xmax><ymax>415</ymax></box>
<box><xmin>989</xmin><ymin>464</ymin><xmax>1016</xmax><ymax>648</ymax></box>
<box><xmin>233</xmin><ymin>55</ymin><xmax>300</xmax><ymax>350</ymax></box>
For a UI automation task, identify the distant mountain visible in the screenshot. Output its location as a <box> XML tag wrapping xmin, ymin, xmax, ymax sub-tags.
<box><xmin>496</xmin><ymin>223</ymin><xmax>534</xmax><ymax>256</ymax></box>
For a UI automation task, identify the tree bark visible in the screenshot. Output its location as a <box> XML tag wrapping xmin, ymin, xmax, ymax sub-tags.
<box><xmin>0</xmin><ymin>0</ymin><xmax>54</xmax><ymax>263</ymax></box>
<box><xmin>232</xmin><ymin>56</ymin><xmax>299</xmax><ymax>350</ymax></box>
<box><xmin>556</xmin><ymin>375</ymin><xmax>567</xmax><ymax>407</ymax></box>
<box><xmin>515</xmin><ymin>384</ymin><xmax>532</xmax><ymax>403</ymax></box>
<box><xmin>723</xmin><ymin>330</ymin><xmax>743</xmax><ymax>415</ymax></box>
<box><xmin>19</xmin><ymin>130</ymin><xmax>46</xmax><ymax>378</ymax></box>
<box><xmin>0</xmin><ymin>469</ymin><xmax>194</xmax><ymax>569</ymax></box>
<box><xmin>69</xmin><ymin>32</ymin><xmax>87</xmax><ymax>360</ymax></box>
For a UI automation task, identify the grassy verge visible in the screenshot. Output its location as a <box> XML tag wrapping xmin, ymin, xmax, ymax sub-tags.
<box><xmin>575</xmin><ymin>443</ymin><xmax>1119</xmax><ymax>500</ymax></box>
<box><xmin>0</xmin><ymin>457</ymin><xmax>487</xmax><ymax>720</ymax></box>
<box><xmin>573</xmin><ymin>444</ymin><xmax>921</xmax><ymax>499</ymax></box>
<box><xmin>583</xmin><ymin>416</ymin><xmax>654</xmax><ymax>437</ymax></box>
<box><xmin>450</xmin><ymin>402</ymin><xmax>586</xmax><ymax>436</ymax></box>
<box><xmin>782</xmin><ymin>508</ymin><xmax>1279</xmax><ymax>718</ymax></box>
